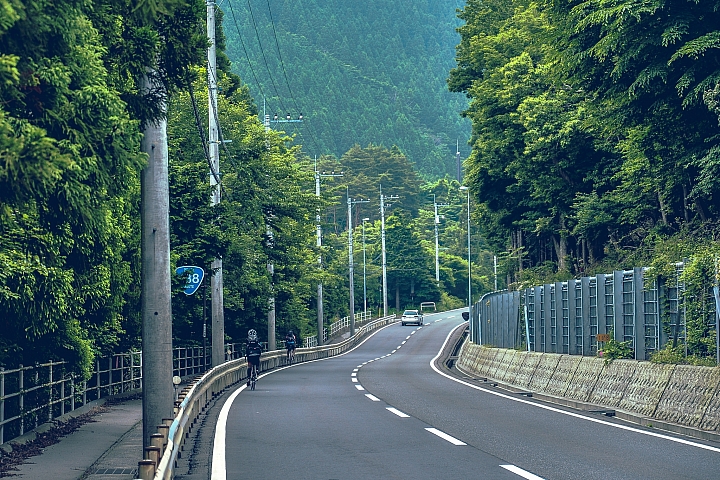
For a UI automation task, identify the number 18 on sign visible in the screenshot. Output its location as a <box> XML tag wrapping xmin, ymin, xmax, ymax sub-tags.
<box><xmin>176</xmin><ymin>266</ymin><xmax>205</xmax><ymax>295</ymax></box>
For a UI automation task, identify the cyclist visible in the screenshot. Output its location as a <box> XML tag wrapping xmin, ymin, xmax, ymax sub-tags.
<box><xmin>245</xmin><ymin>329</ymin><xmax>262</xmax><ymax>386</ymax></box>
<box><xmin>285</xmin><ymin>330</ymin><xmax>297</xmax><ymax>362</ymax></box>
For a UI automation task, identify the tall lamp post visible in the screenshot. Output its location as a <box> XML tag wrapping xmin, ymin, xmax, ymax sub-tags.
<box><xmin>459</xmin><ymin>186</ymin><xmax>472</xmax><ymax>323</ymax></box>
<box><xmin>362</xmin><ymin>218</ymin><xmax>370</xmax><ymax>318</ymax></box>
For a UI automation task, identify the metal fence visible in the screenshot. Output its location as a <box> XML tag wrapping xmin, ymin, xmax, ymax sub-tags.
<box><xmin>303</xmin><ymin>311</ymin><xmax>372</xmax><ymax>348</ymax></box>
<box><xmin>0</xmin><ymin>345</ymin><xmax>216</xmax><ymax>446</ymax></box>
<box><xmin>471</xmin><ymin>266</ymin><xmax>718</xmax><ymax>362</ymax></box>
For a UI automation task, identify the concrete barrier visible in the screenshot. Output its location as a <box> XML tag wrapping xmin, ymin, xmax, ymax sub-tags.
<box><xmin>457</xmin><ymin>342</ymin><xmax>720</xmax><ymax>437</ymax></box>
<box><xmin>527</xmin><ymin>354</ymin><xmax>560</xmax><ymax>392</ymax></box>
<box><xmin>565</xmin><ymin>356</ymin><xmax>604</xmax><ymax>402</ymax></box>
<box><xmin>654</xmin><ymin>365</ymin><xmax>720</xmax><ymax>428</ymax></box>
<box><xmin>588</xmin><ymin>359</ymin><xmax>637</xmax><ymax>407</ymax></box>
<box><xmin>513</xmin><ymin>352</ymin><xmax>543</xmax><ymax>388</ymax></box>
<box><xmin>544</xmin><ymin>355</ymin><xmax>582</xmax><ymax>397</ymax></box>
<box><xmin>618</xmin><ymin>362</ymin><xmax>675</xmax><ymax>417</ymax></box>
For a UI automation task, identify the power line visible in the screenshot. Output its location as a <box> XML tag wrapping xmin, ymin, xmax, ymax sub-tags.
<box><xmin>244</xmin><ymin>0</ymin><xmax>290</xmax><ymax>114</ymax></box>
<box><xmin>225</xmin><ymin>0</ymin><xmax>270</xmax><ymax>107</ymax></box>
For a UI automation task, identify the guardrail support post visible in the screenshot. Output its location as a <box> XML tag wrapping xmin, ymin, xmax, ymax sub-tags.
<box><xmin>138</xmin><ymin>459</ymin><xmax>156</xmax><ymax>480</ymax></box>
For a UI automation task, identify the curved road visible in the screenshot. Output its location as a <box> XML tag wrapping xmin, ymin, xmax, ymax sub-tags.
<box><xmin>211</xmin><ymin>309</ymin><xmax>720</xmax><ymax>480</ymax></box>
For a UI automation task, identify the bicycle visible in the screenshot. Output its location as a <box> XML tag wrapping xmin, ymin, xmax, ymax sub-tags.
<box><xmin>248</xmin><ymin>363</ymin><xmax>258</xmax><ymax>390</ymax></box>
<box><xmin>286</xmin><ymin>345</ymin><xmax>296</xmax><ymax>364</ymax></box>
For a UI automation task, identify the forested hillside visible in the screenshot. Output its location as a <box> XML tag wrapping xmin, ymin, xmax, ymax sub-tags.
<box><xmin>450</xmin><ymin>0</ymin><xmax>720</xmax><ymax>288</ymax></box>
<box><xmin>221</xmin><ymin>0</ymin><xmax>471</xmax><ymax>179</ymax></box>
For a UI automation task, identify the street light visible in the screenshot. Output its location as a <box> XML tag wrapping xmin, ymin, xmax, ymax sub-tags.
<box><xmin>459</xmin><ymin>186</ymin><xmax>471</xmax><ymax>319</ymax></box>
<box><xmin>362</xmin><ymin>218</ymin><xmax>370</xmax><ymax>318</ymax></box>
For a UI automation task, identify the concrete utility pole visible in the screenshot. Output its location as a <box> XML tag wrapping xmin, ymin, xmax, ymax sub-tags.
<box><xmin>460</xmin><ymin>186</ymin><xmax>472</xmax><ymax>312</ymax></box>
<box><xmin>315</xmin><ymin>160</ymin><xmax>342</xmax><ymax>345</ymax></box>
<box><xmin>140</xmin><ymin>72</ymin><xmax>173</xmax><ymax>450</ymax></box>
<box><xmin>379</xmin><ymin>185</ymin><xmax>398</xmax><ymax>317</ymax></box>
<box><xmin>433</xmin><ymin>195</ymin><xmax>450</xmax><ymax>283</ymax></box>
<box><xmin>362</xmin><ymin>218</ymin><xmax>370</xmax><ymax>317</ymax></box>
<box><xmin>347</xmin><ymin>187</ymin><xmax>369</xmax><ymax>335</ymax></box>
<box><xmin>207</xmin><ymin>0</ymin><xmax>225</xmax><ymax>367</ymax></box>
<box><xmin>456</xmin><ymin>139</ymin><xmax>462</xmax><ymax>183</ymax></box>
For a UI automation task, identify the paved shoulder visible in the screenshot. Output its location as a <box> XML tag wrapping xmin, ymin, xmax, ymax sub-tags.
<box><xmin>8</xmin><ymin>399</ymin><xmax>142</xmax><ymax>480</ymax></box>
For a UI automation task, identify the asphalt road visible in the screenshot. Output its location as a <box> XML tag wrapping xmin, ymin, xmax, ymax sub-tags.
<box><xmin>212</xmin><ymin>309</ymin><xmax>720</xmax><ymax>480</ymax></box>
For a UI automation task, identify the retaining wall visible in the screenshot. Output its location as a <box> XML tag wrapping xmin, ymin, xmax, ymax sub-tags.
<box><xmin>457</xmin><ymin>342</ymin><xmax>720</xmax><ymax>435</ymax></box>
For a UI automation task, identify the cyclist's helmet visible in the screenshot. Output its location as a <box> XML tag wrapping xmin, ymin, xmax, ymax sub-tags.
<box><xmin>248</xmin><ymin>329</ymin><xmax>258</xmax><ymax>342</ymax></box>
<box><xmin>288</xmin><ymin>331</ymin><xmax>293</xmax><ymax>336</ymax></box>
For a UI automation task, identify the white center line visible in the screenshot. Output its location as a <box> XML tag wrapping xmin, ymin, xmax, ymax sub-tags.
<box><xmin>425</xmin><ymin>428</ymin><xmax>466</xmax><ymax>445</ymax></box>
<box><xmin>351</xmin><ymin>378</ymin><xmax>358</xmax><ymax>382</ymax></box>
<box><xmin>401</xmin><ymin>340</ymin><xmax>406</xmax><ymax>344</ymax></box>
<box><xmin>391</xmin><ymin>350</ymin><xmax>396</xmax><ymax>353</ymax></box>
<box><xmin>386</xmin><ymin>407</ymin><xmax>410</xmax><ymax>418</ymax></box>
<box><xmin>410</xmin><ymin>331</ymin><xmax>416</xmax><ymax>335</ymax></box>
<box><xmin>352</xmin><ymin>372</ymin><xmax>357</xmax><ymax>376</ymax></box>
<box><xmin>355</xmin><ymin>384</ymin><xmax>365</xmax><ymax>391</ymax></box>
<box><xmin>406</xmin><ymin>336</ymin><xmax>411</xmax><ymax>340</ymax></box>
<box><xmin>500</xmin><ymin>465</ymin><xmax>545</xmax><ymax>480</ymax></box>
<box><xmin>353</xmin><ymin>368</ymin><xmax>358</xmax><ymax>372</ymax></box>
<box><xmin>365</xmin><ymin>394</ymin><xmax>381</xmax><ymax>402</ymax></box>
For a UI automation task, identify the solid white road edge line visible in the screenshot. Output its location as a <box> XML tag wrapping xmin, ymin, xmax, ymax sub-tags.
<box><xmin>430</xmin><ymin>323</ymin><xmax>720</xmax><ymax>454</ymax></box>
<box><xmin>211</xmin><ymin>319</ymin><xmax>399</xmax><ymax>480</ymax></box>
<box><xmin>425</xmin><ymin>427</ymin><xmax>466</xmax><ymax>445</ymax></box>
<box><xmin>500</xmin><ymin>464</ymin><xmax>545</xmax><ymax>480</ymax></box>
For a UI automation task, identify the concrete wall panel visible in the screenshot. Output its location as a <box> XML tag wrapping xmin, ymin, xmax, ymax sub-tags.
<box><xmin>655</xmin><ymin>365</ymin><xmax>720</xmax><ymax>428</ymax></box>
<box><xmin>565</xmin><ymin>356</ymin><xmax>604</xmax><ymax>402</ymax></box>
<box><xmin>588</xmin><ymin>360</ymin><xmax>637</xmax><ymax>407</ymax></box>
<box><xmin>500</xmin><ymin>350</ymin><xmax>524</xmax><ymax>384</ymax></box>
<box><xmin>618</xmin><ymin>362</ymin><xmax>675</xmax><ymax>417</ymax></box>
<box><xmin>527</xmin><ymin>354</ymin><xmax>561</xmax><ymax>391</ymax></box>
<box><xmin>544</xmin><ymin>355</ymin><xmax>582</xmax><ymax>397</ymax></box>
<box><xmin>514</xmin><ymin>352</ymin><xmax>543</xmax><ymax>388</ymax></box>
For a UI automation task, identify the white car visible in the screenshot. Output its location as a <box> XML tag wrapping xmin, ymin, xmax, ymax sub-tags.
<box><xmin>401</xmin><ymin>309</ymin><xmax>423</xmax><ymax>326</ymax></box>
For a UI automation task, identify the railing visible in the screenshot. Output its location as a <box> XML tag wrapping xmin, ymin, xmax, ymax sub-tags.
<box><xmin>304</xmin><ymin>311</ymin><xmax>373</xmax><ymax>348</ymax></box>
<box><xmin>0</xmin><ymin>345</ymin><xmax>218</xmax><ymax>446</ymax></box>
<box><xmin>150</xmin><ymin>314</ymin><xmax>397</xmax><ymax>480</ymax></box>
<box><xmin>472</xmin><ymin>265</ymin><xmax>719</xmax><ymax>362</ymax></box>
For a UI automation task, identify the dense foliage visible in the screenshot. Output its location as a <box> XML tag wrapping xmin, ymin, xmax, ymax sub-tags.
<box><xmin>450</xmin><ymin>0</ymin><xmax>720</xmax><ymax>283</ymax></box>
<box><xmin>220</xmin><ymin>0</ymin><xmax>472</xmax><ymax>179</ymax></box>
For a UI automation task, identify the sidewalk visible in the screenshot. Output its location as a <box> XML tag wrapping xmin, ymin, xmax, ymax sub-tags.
<box><xmin>5</xmin><ymin>399</ymin><xmax>142</xmax><ymax>480</ymax></box>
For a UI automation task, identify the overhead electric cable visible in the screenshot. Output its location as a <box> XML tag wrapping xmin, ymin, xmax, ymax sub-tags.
<box><xmin>225</xmin><ymin>0</ymin><xmax>273</xmax><ymax>112</ymax></box>
<box><xmin>189</xmin><ymin>81</ymin><xmax>226</xmax><ymax>197</ymax></box>
<box><xmin>244</xmin><ymin>0</ymin><xmax>290</xmax><ymax>114</ymax></box>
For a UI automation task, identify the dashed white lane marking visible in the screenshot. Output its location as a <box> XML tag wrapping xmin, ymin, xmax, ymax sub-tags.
<box><xmin>397</xmin><ymin>346</ymin><xmax>402</xmax><ymax>349</ymax></box>
<box><xmin>355</xmin><ymin>385</ymin><xmax>365</xmax><ymax>391</ymax></box>
<box><xmin>352</xmin><ymin>378</ymin><xmax>358</xmax><ymax>383</ymax></box>
<box><xmin>387</xmin><ymin>407</ymin><xmax>410</xmax><ymax>418</ymax></box>
<box><xmin>351</xmin><ymin>372</ymin><xmax>357</xmax><ymax>376</ymax></box>
<box><xmin>410</xmin><ymin>331</ymin><xmax>416</xmax><ymax>335</ymax></box>
<box><xmin>353</xmin><ymin>368</ymin><xmax>358</xmax><ymax>372</ymax></box>
<box><xmin>406</xmin><ymin>336</ymin><xmax>411</xmax><ymax>340</ymax></box>
<box><xmin>365</xmin><ymin>394</ymin><xmax>381</xmax><ymax>402</ymax></box>
<box><xmin>500</xmin><ymin>465</ymin><xmax>545</xmax><ymax>480</ymax></box>
<box><xmin>425</xmin><ymin>428</ymin><xmax>466</xmax><ymax>445</ymax></box>
<box><xmin>391</xmin><ymin>350</ymin><xmax>397</xmax><ymax>354</ymax></box>
<box><xmin>401</xmin><ymin>340</ymin><xmax>406</xmax><ymax>344</ymax></box>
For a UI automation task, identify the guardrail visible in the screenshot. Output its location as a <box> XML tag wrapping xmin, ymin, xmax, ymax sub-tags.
<box><xmin>304</xmin><ymin>311</ymin><xmax>373</xmax><ymax>348</ymax></box>
<box><xmin>147</xmin><ymin>314</ymin><xmax>397</xmax><ymax>480</ymax></box>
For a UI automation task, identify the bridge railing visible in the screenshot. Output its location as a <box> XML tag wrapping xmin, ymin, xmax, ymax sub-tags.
<box><xmin>303</xmin><ymin>310</ymin><xmax>373</xmax><ymax>348</ymax></box>
<box><xmin>150</xmin><ymin>314</ymin><xmax>397</xmax><ymax>480</ymax></box>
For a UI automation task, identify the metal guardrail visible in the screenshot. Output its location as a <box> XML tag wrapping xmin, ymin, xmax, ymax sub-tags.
<box><xmin>149</xmin><ymin>314</ymin><xmax>397</xmax><ymax>480</ymax></box>
<box><xmin>304</xmin><ymin>311</ymin><xmax>373</xmax><ymax>348</ymax></box>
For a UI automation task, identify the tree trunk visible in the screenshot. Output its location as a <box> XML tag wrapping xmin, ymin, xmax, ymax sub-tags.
<box><xmin>395</xmin><ymin>282</ymin><xmax>400</xmax><ymax>312</ymax></box>
<box><xmin>658</xmin><ymin>191</ymin><xmax>668</xmax><ymax>226</ymax></box>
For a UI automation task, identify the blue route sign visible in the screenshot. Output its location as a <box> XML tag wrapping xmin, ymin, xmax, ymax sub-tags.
<box><xmin>175</xmin><ymin>266</ymin><xmax>205</xmax><ymax>295</ymax></box>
